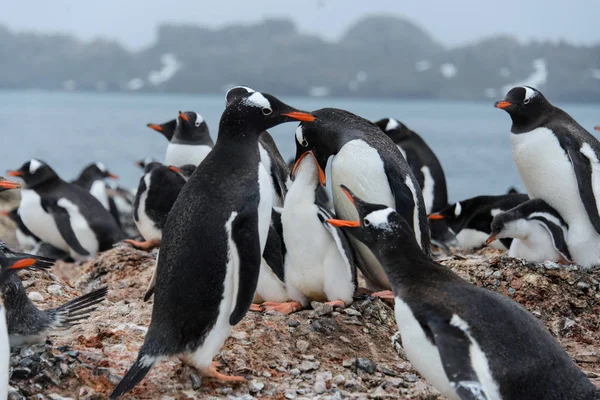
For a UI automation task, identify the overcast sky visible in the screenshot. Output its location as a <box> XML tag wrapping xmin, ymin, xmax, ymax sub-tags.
<box><xmin>3</xmin><ymin>0</ymin><xmax>599</xmax><ymax>50</ymax></box>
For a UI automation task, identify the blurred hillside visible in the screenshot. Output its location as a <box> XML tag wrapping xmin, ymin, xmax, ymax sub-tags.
<box><xmin>1</xmin><ymin>15</ymin><xmax>599</xmax><ymax>101</ymax></box>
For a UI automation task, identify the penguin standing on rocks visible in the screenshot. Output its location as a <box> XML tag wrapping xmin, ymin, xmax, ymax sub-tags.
<box><xmin>487</xmin><ymin>199</ymin><xmax>572</xmax><ymax>263</ymax></box>
<box><xmin>496</xmin><ymin>86</ymin><xmax>600</xmax><ymax>268</ymax></box>
<box><xmin>110</xmin><ymin>88</ymin><xmax>314</xmax><ymax>398</ymax></box>
<box><xmin>429</xmin><ymin>193</ymin><xmax>529</xmax><ymax>250</ymax></box>
<box><xmin>294</xmin><ymin>108</ymin><xmax>431</xmax><ymax>293</ymax></box>
<box><xmin>374</xmin><ymin>118</ymin><xmax>448</xmax><ymax>213</ymax></box>
<box><xmin>148</xmin><ymin>111</ymin><xmax>214</xmax><ymax>167</ymax></box>
<box><xmin>327</xmin><ymin>187</ymin><xmax>599</xmax><ymax>400</ymax></box>
<box><xmin>8</xmin><ymin>159</ymin><xmax>124</xmax><ymax>260</ymax></box>
<box><xmin>72</xmin><ymin>162</ymin><xmax>121</xmax><ymax>227</ymax></box>
<box><xmin>1</xmin><ymin>275</ymin><xmax>107</xmax><ymax>346</ymax></box>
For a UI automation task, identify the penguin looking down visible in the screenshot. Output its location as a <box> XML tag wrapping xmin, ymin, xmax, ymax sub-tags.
<box><xmin>148</xmin><ymin>111</ymin><xmax>214</xmax><ymax>167</ymax></box>
<box><xmin>487</xmin><ymin>199</ymin><xmax>572</xmax><ymax>263</ymax></box>
<box><xmin>110</xmin><ymin>88</ymin><xmax>315</xmax><ymax>398</ymax></box>
<box><xmin>1</xmin><ymin>274</ymin><xmax>107</xmax><ymax>346</ymax></box>
<box><xmin>72</xmin><ymin>162</ymin><xmax>121</xmax><ymax>227</ymax></box>
<box><xmin>374</xmin><ymin>118</ymin><xmax>448</xmax><ymax>213</ymax></box>
<box><xmin>8</xmin><ymin>159</ymin><xmax>124</xmax><ymax>260</ymax></box>
<box><xmin>327</xmin><ymin>187</ymin><xmax>599</xmax><ymax>400</ymax></box>
<box><xmin>429</xmin><ymin>193</ymin><xmax>529</xmax><ymax>250</ymax></box>
<box><xmin>496</xmin><ymin>86</ymin><xmax>600</xmax><ymax>269</ymax></box>
<box><xmin>294</xmin><ymin>108</ymin><xmax>431</xmax><ymax>293</ymax></box>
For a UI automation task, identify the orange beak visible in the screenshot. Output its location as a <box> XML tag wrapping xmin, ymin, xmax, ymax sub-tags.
<box><xmin>494</xmin><ymin>101</ymin><xmax>512</xmax><ymax>109</ymax></box>
<box><xmin>107</xmin><ymin>173</ymin><xmax>118</xmax><ymax>180</ymax></box>
<box><xmin>8</xmin><ymin>258</ymin><xmax>37</xmax><ymax>271</ymax></box>
<box><xmin>147</xmin><ymin>123</ymin><xmax>163</xmax><ymax>132</ymax></box>
<box><xmin>6</xmin><ymin>170</ymin><xmax>22</xmax><ymax>177</ymax></box>
<box><xmin>340</xmin><ymin>186</ymin><xmax>355</xmax><ymax>205</ymax></box>
<box><xmin>0</xmin><ymin>179</ymin><xmax>21</xmax><ymax>190</ymax></box>
<box><xmin>595</xmin><ymin>126</ymin><xmax>600</xmax><ymax>132</ymax></box>
<box><xmin>327</xmin><ymin>218</ymin><xmax>360</xmax><ymax>228</ymax></box>
<box><xmin>292</xmin><ymin>151</ymin><xmax>326</xmax><ymax>186</ymax></box>
<box><xmin>168</xmin><ymin>166</ymin><xmax>182</xmax><ymax>174</ymax></box>
<box><xmin>281</xmin><ymin>111</ymin><xmax>316</xmax><ymax>122</ymax></box>
<box><xmin>179</xmin><ymin>111</ymin><xmax>189</xmax><ymax>122</ymax></box>
<box><xmin>486</xmin><ymin>234</ymin><xmax>497</xmax><ymax>244</ymax></box>
<box><xmin>428</xmin><ymin>213</ymin><xmax>444</xmax><ymax>220</ymax></box>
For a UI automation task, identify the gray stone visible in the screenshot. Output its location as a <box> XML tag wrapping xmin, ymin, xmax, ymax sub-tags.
<box><xmin>333</xmin><ymin>374</ymin><xmax>346</xmax><ymax>386</ymax></box>
<box><xmin>356</xmin><ymin>358</ymin><xmax>377</xmax><ymax>374</ymax></box>
<box><xmin>290</xmin><ymin>368</ymin><xmax>301</xmax><ymax>376</ymax></box>
<box><xmin>343</xmin><ymin>308</ymin><xmax>361</xmax><ymax>316</ymax></box>
<box><xmin>296</xmin><ymin>340</ymin><xmax>310</xmax><ymax>353</ymax></box>
<box><xmin>288</xmin><ymin>319</ymin><xmax>301</xmax><ymax>327</ymax></box>
<box><xmin>299</xmin><ymin>360</ymin><xmax>320</xmax><ymax>372</ymax></box>
<box><xmin>249</xmin><ymin>380</ymin><xmax>265</xmax><ymax>394</ymax></box>
<box><xmin>46</xmin><ymin>285</ymin><xmax>62</xmax><ymax>295</ymax></box>
<box><xmin>369</xmin><ymin>386</ymin><xmax>388</xmax><ymax>399</ymax></box>
<box><xmin>314</xmin><ymin>380</ymin><xmax>327</xmax><ymax>394</ymax></box>
<box><xmin>189</xmin><ymin>373</ymin><xmax>202</xmax><ymax>390</ymax></box>
<box><xmin>28</xmin><ymin>292</ymin><xmax>44</xmax><ymax>302</ymax></box>
<box><xmin>311</xmin><ymin>301</ymin><xmax>334</xmax><ymax>316</ymax></box>
<box><xmin>342</xmin><ymin>358</ymin><xmax>355</xmax><ymax>368</ymax></box>
<box><xmin>285</xmin><ymin>389</ymin><xmax>297</xmax><ymax>399</ymax></box>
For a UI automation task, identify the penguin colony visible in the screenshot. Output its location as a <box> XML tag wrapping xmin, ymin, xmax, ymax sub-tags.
<box><xmin>0</xmin><ymin>85</ymin><xmax>598</xmax><ymax>399</ymax></box>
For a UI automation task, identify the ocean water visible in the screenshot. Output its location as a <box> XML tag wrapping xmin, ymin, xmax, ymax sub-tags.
<box><xmin>0</xmin><ymin>90</ymin><xmax>598</xmax><ymax>203</ymax></box>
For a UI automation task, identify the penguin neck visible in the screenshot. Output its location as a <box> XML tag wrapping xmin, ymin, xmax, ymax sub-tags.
<box><xmin>172</xmin><ymin>127</ymin><xmax>213</xmax><ymax>146</ymax></box>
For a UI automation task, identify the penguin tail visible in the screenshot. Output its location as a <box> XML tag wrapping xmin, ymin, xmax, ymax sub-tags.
<box><xmin>110</xmin><ymin>353</ymin><xmax>156</xmax><ymax>399</ymax></box>
<box><xmin>49</xmin><ymin>286</ymin><xmax>108</xmax><ymax>329</ymax></box>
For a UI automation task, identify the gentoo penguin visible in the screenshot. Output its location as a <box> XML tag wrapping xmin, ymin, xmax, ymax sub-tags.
<box><xmin>110</xmin><ymin>88</ymin><xmax>314</xmax><ymax>398</ymax></box>
<box><xmin>496</xmin><ymin>86</ymin><xmax>600</xmax><ymax>268</ymax></box>
<box><xmin>261</xmin><ymin>150</ymin><xmax>356</xmax><ymax>314</ymax></box>
<box><xmin>148</xmin><ymin>111</ymin><xmax>214</xmax><ymax>167</ymax></box>
<box><xmin>72</xmin><ymin>162</ymin><xmax>121</xmax><ymax>227</ymax></box>
<box><xmin>2</xmin><ymin>274</ymin><xmax>107</xmax><ymax>346</ymax></box>
<box><xmin>126</xmin><ymin>162</ymin><xmax>187</xmax><ymax>251</ymax></box>
<box><xmin>487</xmin><ymin>199</ymin><xmax>572</xmax><ymax>263</ymax></box>
<box><xmin>327</xmin><ymin>187</ymin><xmax>599</xmax><ymax>400</ymax></box>
<box><xmin>429</xmin><ymin>193</ymin><xmax>529</xmax><ymax>250</ymax></box>
<box><xmin>374</xmin><ymin>118</ymin><xmax>448</xmax><ymax>213</ymax></box>
<box><xmin>8</xmin><ymin>159</ymin><xmax>124</xmax><ymax>260</ymax></box>
<box><xmin>294</xmin><ymin>108</ymin><xmax>431</xmax><ymax>292</ymax></box>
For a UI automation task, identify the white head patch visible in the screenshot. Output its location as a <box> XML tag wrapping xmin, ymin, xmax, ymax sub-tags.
<box><xmin>454</xmin><ymin>202</ymin><xmax>462</xmax><ymax>217</ymax></box>
<box><xmin>523</xmin><ymin>86</ymin><xmax>536</xmax><ymax>101</ymax></box>
<box><xmin>490</xmin><ymin>208</ymin><xmax>502</xmax><ymax>217</ymax></box>
<box><xmin>29</xmin><ymin>159</ymin><xmax>43</xmax><ymax>174</ymax></box>
<box><xmin>193</xmin><ymin>112</ymin><xmax>205</xmax><ymax>126</ymax></box>
<box><xmin>295</xmin><ymin>126</ymin><xmax>305</xmax><ymax>145</ymax></box>
<box><xmin>365</xmin><ymin>208</ymin><xmax>394</xmax><ymax>231</ymax></box>
<box><xmin>385</xmin><ymin>118</ymin><xmax>400</xmax><ymax>131</ymax></box>
<box><xmin>244</xmin><ymin>92</ymin><xmax>271</xmax><ymax>109</ymax></box>
<box><xmin>95</xmin><ymin>162</ymin><xmax>107</xmax><ymax>173</ymax></box>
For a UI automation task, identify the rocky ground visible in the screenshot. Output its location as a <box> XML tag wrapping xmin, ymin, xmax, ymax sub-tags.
<box><xmin>4</xmin><ymin>244</ymin><xmax>599</xmax><ymax>400</ymax></box>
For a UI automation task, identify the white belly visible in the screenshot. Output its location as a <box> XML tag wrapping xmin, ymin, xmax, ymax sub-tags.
<box><xmin>257</xmin><ymin>163</ymin><xmax>273</xmax><ymax>252</ymax></box>
<box><xmin>90</xmin><ymin>180</ymin><xmax>110</xmax><ymax>210</ymax></box>
<box><xmin>457</xmin><ymin>229</ymin><xmax>506</xmax><ymax>250</ymax></box>
<box><xmin>421</xmin><ymin>166</ymin><xmax>435</xmax><ymax>214</ymax></box>
<box><xmin>19</xmin><ymin>189</ymin><xmax>69</xmax><ymax>252</ymax></box>
<box><xmin>0</xmin><ymin>307</ymin><xmax>9</xmax><ymax>400</ymax></box>
<box><xmin>135</xmin><ymin>174</ymin><xmax>162</xmax><ymax>241</ymax></box>
<box><xmin>394</xmin><ymin>298</ymin><xmax>459</xmax><ymax>400</ymax></box>
<box><xmin>332</xmin><ymin>140</ymin><xmax>395</xmax><ymax>290</ymax></box>
<box><xmin>16</xmin><ymin>228</ymin><xmax>38</xmax><ymax>251</ymax></box>
<box><xmin>507</xmin><ymin>223</ymin><xmax>561</xmax><ymax>262</ymax></box>
<box><xmin>165</xmin><ymin>143</ymin><xmax>212</xmax><ymax>167</ymax></box>
<box><xmin>57</xmin><ymin>198</ymin><xmax>99</xmax><ymax>259</ymax></box>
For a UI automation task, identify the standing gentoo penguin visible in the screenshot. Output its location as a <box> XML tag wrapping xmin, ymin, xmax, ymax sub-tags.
<box><xmin>72</xmin><ymin>162</ymin><xmax>121</xmax><ymax>227</ymax></box>
<box><xmin>148</xmin><ymin>111</ymin><xmax>214</xmax><ymax>167</ymax></box>
<box><xmin>496</xmin><ymin>86</ymin><xmax>600</xmax><ymax>268</ymax></box>
<box><xmin>8</xmin><ymin>159</ymin><xmax>124</xmax><ymax>260</ymax></box>
<box><xmin>487</xmin><ymin>199</ymin><xmax>572</xmax><ymax>263</ymax></box>
<box><xmin>2</xmin><ymin>274</ymin><xmax>107</xmax><ymax>346</ymax></box>
<box><xmin>327</xmin><ymin>187</ymin><xmax>599</xmax><ymax>400</ymax></box>
<box><xmin>110</xmin><ymin>88</ymin><xmax>314</xmax><ymax>398</ymax></box>
<box><xmin>262</xmin><ymin>150</ymin><xmax>356</xmax><ymax>314</ymax></box>
<box><xmin>374</xmin><ymin>118</ymin><xmax>448</xmax><ymax>213</ymax></box>
<box><xmin>429</xmin><ymin>193</ymin><xmax>529</xmax><ymax>250</ymax></box>
<box><xmin>294</xmin><ymin>108</ymin><xmax>431</xmax><ymax>292</ymax></box>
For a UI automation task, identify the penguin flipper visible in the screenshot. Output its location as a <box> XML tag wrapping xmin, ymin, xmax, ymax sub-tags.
<box><xmin>110</xmin><ymin>354</ymin><xmax>155</xmax><ymax>399</ymax></box>
<box><xmin>565</xmin><ymin>145</ymin><xmax>600</xmax><ymax>235</ymax></box>
<box><xmin>529</xmin><ymin>216</ymin><xmax>573</xmax><ymax>262</ymax></box>
<box><xmin>382</xmin><ymin>167</ymin><xmax>418</xmax><ymax>230</ymax></box>
<box><xmin>41</xmin><ymin>199</ymin><xmax>90</xmax><ymax>257</ymax></box>
<box><xmin>229</xmin><ymin>207</ymin><xmax>262</xmax><ymax>326</ymax></box>
<box><xmin>262</xmin><ymin>223</ymin><xmax>285</xmax><ymax>283</ymax></box>
<box><xmin>427</xmin><ymin>315</ymin><xmax>488</xmax><ymax>400</ymax></box>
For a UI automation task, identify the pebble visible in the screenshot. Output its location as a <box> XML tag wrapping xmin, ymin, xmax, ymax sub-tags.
<box><xmin>299</xmin><ymin>360</ymin><xmax>320</xmax><ymax>372</ymax></box>
<box><xmin>369</xmin><ymin>386</ymin><xmax>387</xmax><ymax>399</ymax></box>
<box><xmin>46</xmin><ymin>285</ymin><xmax>62</xmax><ymax>295</ymax></box>
<box><xmin>344</xmin><ymin>379</ymin><xmax>365</xmax><ymax>392</ymax></box>
<box><xmin>290</xmin><ymin>368</ymin><xmax>301</xmax><ymax>376</ymax></box>
<box><xmin>314</xmin><ymin>380</ymin><xmax>327</xmax><ymax>394</ymax></box>
<box><xmin>249</xmin><ymin>381</ymin><xmax>264</xmax><ymax>394</ymax></box>
<box><xmin>28</xmin><ymin>292</ymin><xmax>44</xmax><ymax>302</ymax></box>
<box><xmin>386</xmin><ymin>377</ymin><xmax>404</xmax><ymax>388</ymax></box>
<box><xmin>285</xmin><ymin>389</ymin><xmax>297</xmax><ymax>399</ymax></box>
<box><xmin>231</xmin><ymin>331</ymin><xmax>248</xmax><ymax>340</ymax></box>
<box><xmin>288</xmin><ymin>319</ymin><xmax>301</xmax><ymax>327</ymax></box>
<box><xmin>343</xmin><ymin>308</ymin><xmax>361</xmax><ymax>316</ymax></box>
<box><xmin>296</xmin><ymin>340</ymin><xmax>310</xmax><ymax>353</ymax></box>
<box><xmin>48</xmin><ymin>395</ymin><xmax>74</xmax><ymax>400</ymax></box>
<box><xmin>356</xmin><ymin>358</ymin><xmax>377</xmax><ymax>374</ymax></box>
<box><xmin>333</xmin><ymin>374</ymin><xmax>346</xmax><ymax>386</ymax></box>
<box><xmin>215</xmin><ymin>386</ymin><xmax>233</xmax><ymax>395</ymax></box>
<box><xmin>311</xmin><ymin>301</ymin><xmax>334</xmax><ymax>316</ymax></box>
<box><xmin>19</xmin><ymin>347</ymin><xmax>35</xmax><ymax>358</ymax></box>
<box><xmin>342</xmin><ymin>358</ymin><xmax>355</xmax><ymax>368</ymax></box>
<box><xmin>189</xmin><ymin>373</ymin><xmax>202</xmax><ymax>390</ymax></box>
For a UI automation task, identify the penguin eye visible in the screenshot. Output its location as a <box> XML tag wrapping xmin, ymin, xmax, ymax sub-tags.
<box><xmin>301</xmin><ymin>139</ymin><xmax>308</xmax><ymax>147</ymax></box>
<box><xmin>363</xmin><ymin>218</ymin><xmax>371</xmax><ymax>226</ymax></box>
<box><xmin>195</xmin><ymin>120</ymin><xmax>202</xmax><ymax>127</ymax></box>
<box><xmin>523</xmin><ymin>98</ymin><xmax>530</xmax><ymax>105</ymax></box>
<box><xmin>262</xmin><ymin>108</ymin><xmax>272</xmax><ymax>116</ymax></box>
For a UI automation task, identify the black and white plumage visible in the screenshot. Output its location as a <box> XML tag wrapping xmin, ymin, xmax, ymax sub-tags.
<box><xmin>8</xmin><ymin>159</ymin><xmax>124</xmax><ymax>260</ymax></box>
<box><xmin>72</xmin><ymin>162</ymin><xmax>121</xmax><ymax>227</ymax></box>
<box><xmin>110</xmin><ymin>88</ymin><xmax>315</xmax><ymax>398</ymax></box>
<box><xmin>1</xmin><ymin>274</ymin><xmax>107</xmax><ymax>346</ymax></box>
<box><xmin>2</xmin><ymin>208</ymin><xmax>40</xmax><ymax>252</ymax></box>
<box><xmin>496</xmin><ymin>86</ymin><xmax>600</xmax><ymax>269</ymax></box>
<box><xmin>374</xmin><ymin>118</ymin><xmax>448</xmax><ymax>213</ymax></box>
<box><xmin>294</xmin><ymin>108</ymin><xmax>431</xmax><ymax>291</ymax></box>
<box><xmin>327</xmin><ymin>187</ymin><xmax>599</xmax><ymax>400</ymax></box>
<box><xmin>148</xmin><ymin>111</ymin><xmax>214</xmax><ymax>167</ymax></box>
<box><xmin>488</xmin><ymin>199</ymin><xmax>572</xmax><ymax>263</ymax></box>
<box><xmin>429</xmin><ymin>193</ymin><xmax>529</xmax><ymax>250</ymax></box>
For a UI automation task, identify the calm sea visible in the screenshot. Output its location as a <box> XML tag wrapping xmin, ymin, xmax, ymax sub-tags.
<box><xmin>0</xmin><ymin>90</ymin><xmax>598</xmax><ymax>203</ymax></box>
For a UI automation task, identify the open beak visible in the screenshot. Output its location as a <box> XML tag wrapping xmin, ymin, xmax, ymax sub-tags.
<box><xmin>0</xmin><ymin>178</ymin><xmax>21</xmax><ymax>190</ymax></box>
<box><xmin>107</xmin><ymin>173</ymin><xmax>118</xmax><ymax>180</ymax></box>
<box><xmin>147</xmin><ymin>123</ymin><xmax>163</xmax><ymax>132</ymax></box>
<box><xmin>281</xmin><ymin>111</ymin><xmax>316</xmax><ymax>122</ymax></box>
<box><xmin>292</xmin><ymin>151</ymin><xmax>326</xmax><ymax>186</ymax></box>
<box><xmin>179</xmin><ymin>111</ymin><xmax>189</xmax><ymax>122</ymax></box>
<box><xmin>327</xmin><ymin>218</ymin><xmax>360</xmax><ymax>228</ymax></box>
<box><xmin>494</xmin><ymin>101</ymin><xmax>512</xmax><ymax>109</ymax></box>
<box><xmin>8</xmin><ymin>258</ymin><xmax>37</xmax><ymax>271</ymax></box>
<box><xmin>6</xmin><ymin>170</ymin><xmax>22</xmax><ymax>177</ymax></box>
<box><xmin>486</xmin><ymin>234</ymin><xmax>497</xmax><ymax>244</ymax></box>
<box><xmin>168</xmin><ymin>166</ymin><xmax>182</xmax><ymax>174</ymax></box>
<box><xmin>428</xmin><ymin>213</ymin><xmax>444</xmax><ymax>220</ymax></box>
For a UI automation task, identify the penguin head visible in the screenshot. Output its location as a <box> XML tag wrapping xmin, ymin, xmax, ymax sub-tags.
<box><xmin>78</xmin><ymin>162</ymin><xmax>118</xmax><ymax>182</ymax></box>
<box><xmin>168</xmin><ymin>164</ymin><xmax>196</xmax><ymax>181</ymax></box>
<box><xmin>0</xmin><ymin>254</ymin><xmax>39</xmax><ymax>287</ymax></box>
<box><xmin>0</xmin><ymin>177</ymin><xmax>21</xmax><ymax>193</ymax></box>
<box><xmin>223</xmin><ymin>86</ymin><xmax>315</xmax><ymax>136</ymax></box>
<box><xmin>7</xmin><ymin>159</ymin><xmax>58</xmax><ymax>188</ymax></box>
<box><xmin>494</xmin><ymin>86</ymin><xmax>550</xmax><ymax>128</ymax></box>
<box><xmin>135</xmin><ymin>157</ymin><xmax>156</xmax><ymax>170</ymax></box>
<box><xmin>174</xmin><ymin>111</ymin><xmax>211</xmax><ymax>143</ymax></box>
<box><xmin>147</xmin><ymin>118</ymin><xmax>177</xmax><ymax>141</ymax></box>
<box><xmin>488</xmin><ymin>210</ymin><xmax>526</xmax><ymax>244</ymax></box>
<box><xmin>291</xmin><ymin>141</ymin><xmax>326</xmax><ymax>186</ymax></box>
<box><xmin>374</xmin><ymin>118</ymin><xmax>413</xmax><ymax>142</ymax></box>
